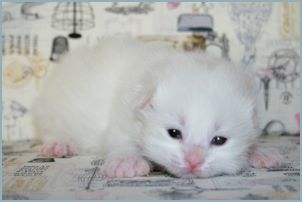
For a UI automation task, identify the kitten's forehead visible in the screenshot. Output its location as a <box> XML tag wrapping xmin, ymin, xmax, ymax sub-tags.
<box><xmin>160</xmin><ymin>87</ymin><xmax>251</xmax><ymax>141</ymax></box>
<box><xmin>153</xmin><ymin>61</ymin><xmax>255</xmax><ymax>139</ymax></box>
<box><xmin>183</xmin><ymin>98</ymin><xmax>220</xmax><ymax>139</ymax></box>
<box><xmin>156</xmin><ymin>74</ymin><xmax>249</xmax><ymax>119</ymax></box>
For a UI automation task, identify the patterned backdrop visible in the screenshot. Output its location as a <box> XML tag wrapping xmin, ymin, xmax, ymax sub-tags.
<box><xmin>2</xmin><ymin>2</ymin><xmax>300</xmax><ymax>143</ymax></box>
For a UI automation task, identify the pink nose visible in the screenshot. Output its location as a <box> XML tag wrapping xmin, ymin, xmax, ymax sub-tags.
<box><xmin>184</xmin><ymin>146</ymin><xmax>204</xmax><ymax>171</ymax></box>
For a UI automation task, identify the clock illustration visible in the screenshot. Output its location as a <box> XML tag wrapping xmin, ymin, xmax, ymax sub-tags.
<box><xmin>267</xmin><ymin>49</ymin><xmax>299</xmax><ymax>83</ymax></box>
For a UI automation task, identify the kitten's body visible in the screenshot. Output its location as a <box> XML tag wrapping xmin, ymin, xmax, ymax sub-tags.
<box><xmin>32</xmin><ymin>38</ymin><xmax>282</xmax><ymax>178</ymax></box>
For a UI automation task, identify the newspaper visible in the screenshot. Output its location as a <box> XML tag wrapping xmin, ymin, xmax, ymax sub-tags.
<box><xmin>2</xmin><ymin>135</ymin><xmax>300</xmax><ymax>200</ymax></box>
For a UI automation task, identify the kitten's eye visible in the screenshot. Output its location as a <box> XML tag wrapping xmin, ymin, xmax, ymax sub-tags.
<box><xmin>167</xmin><ymin>129</ymin><xmax>182</xmax><ymax>140</ymax></box>
<box><xmin>211</xmin><ymin>136</ymin><xmax>227</xmax><ymax>146</ymax></box>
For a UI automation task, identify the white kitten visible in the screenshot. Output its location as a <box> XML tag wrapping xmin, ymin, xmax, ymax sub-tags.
<box><xmin>32</xmin><ymin>38</ymin><xmax>282</xmax><ymax>178</ymax></box>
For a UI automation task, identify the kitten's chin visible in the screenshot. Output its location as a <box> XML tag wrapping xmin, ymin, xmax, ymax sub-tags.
<box><xmin>169</xmin><ymin>168</ymin><xmax>225</xmax><ymax>178</ymax></box>
<box><xmin>166</xmin><ymin>168</ymin><xmax>210</xmax><ymax>178</ymax></box>
<box><xmin>161</xmin><ymin>163</ymin><xmax>226</xmax><ymax>178</ymax></box>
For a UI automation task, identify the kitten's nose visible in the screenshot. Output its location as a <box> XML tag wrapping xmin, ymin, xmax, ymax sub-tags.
<box><xmin>184</xmin><ymin>146</ymin><xmax>204</xmax><ymax>171</ymax></box>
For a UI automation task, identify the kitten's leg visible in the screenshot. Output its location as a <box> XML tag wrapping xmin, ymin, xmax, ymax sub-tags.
<box><xmin>102</xmin><ymin>155</ymin><xmax>151</xmax><ymax>178</ymax></box>
<box><xmin>248</xmin><ymin>145</ymin><xmax>283</xmax><ymax>168</ymax></box>
<box><xmin>33</xmin><ymin>109</ymin><xmax>80</xmax><ymax>158</ymax></box>
<box><xmin>40</xmin><ymin>141</ymin><xmax>78</xmax><ymax>158</ymax></box>
<box><xmin>36</xmin><ymin>129</ymin><xmax>79</xmax><ymax>158</ymax></box>
<box><xmin>101</xmin><ymin>129</ymin><xmax>151</xmax><ymax>178</ymax></box>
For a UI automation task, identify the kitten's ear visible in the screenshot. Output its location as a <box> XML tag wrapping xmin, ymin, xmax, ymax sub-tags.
<box><xmin>139</xmin><ymin>87</ymin><xmax>156</xmax><ymax>110</ymax></box>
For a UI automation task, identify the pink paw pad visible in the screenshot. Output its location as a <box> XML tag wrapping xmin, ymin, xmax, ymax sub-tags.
<box><xmin>40</xmin><ymin>142</ymin><xmax>78</xmax><ymax>157</ymax></box>
<box><xmin>249</xmin><ymin>148</ymin><xmax>283</xmax><ymax>168</ymax></box>
<box><xmin>102</xmin><ymin>157</ymin><xmax>150</xmax><ymax>178</ymax></box>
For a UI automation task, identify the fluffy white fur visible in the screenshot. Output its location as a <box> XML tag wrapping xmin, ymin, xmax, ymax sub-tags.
<box><xmin>32</xmin><ymin>38</ymin><xmax>281</xmax><ymax>178</ymax></box>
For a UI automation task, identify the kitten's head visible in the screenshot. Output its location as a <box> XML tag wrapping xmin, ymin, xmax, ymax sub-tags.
<box><xmin>140</xmin><ymin>58</ymin><xmax>259</xmax><ymax>178</ymax></box>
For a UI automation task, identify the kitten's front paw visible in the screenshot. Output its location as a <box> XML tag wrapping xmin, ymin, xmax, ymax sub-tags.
<box><xmin>102</xmin><ymin>156</ymin><xmax>150</xmax><ymax>178</ymax></box>
<box><xmin>248</xmin><ymin>146</ymin><xmax>283</xmax><ymax>168</ymax></box>
<box><xmin>40</xmin><ymin>142</ymin><xmax>78</xmax><ymax>158</ymax></box>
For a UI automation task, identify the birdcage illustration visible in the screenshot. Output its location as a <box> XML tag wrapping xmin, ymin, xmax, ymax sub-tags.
<box><xmin>52</xmin><ymin>2</ymin><xmax>95</xmax><ymax>39</ymax></box>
